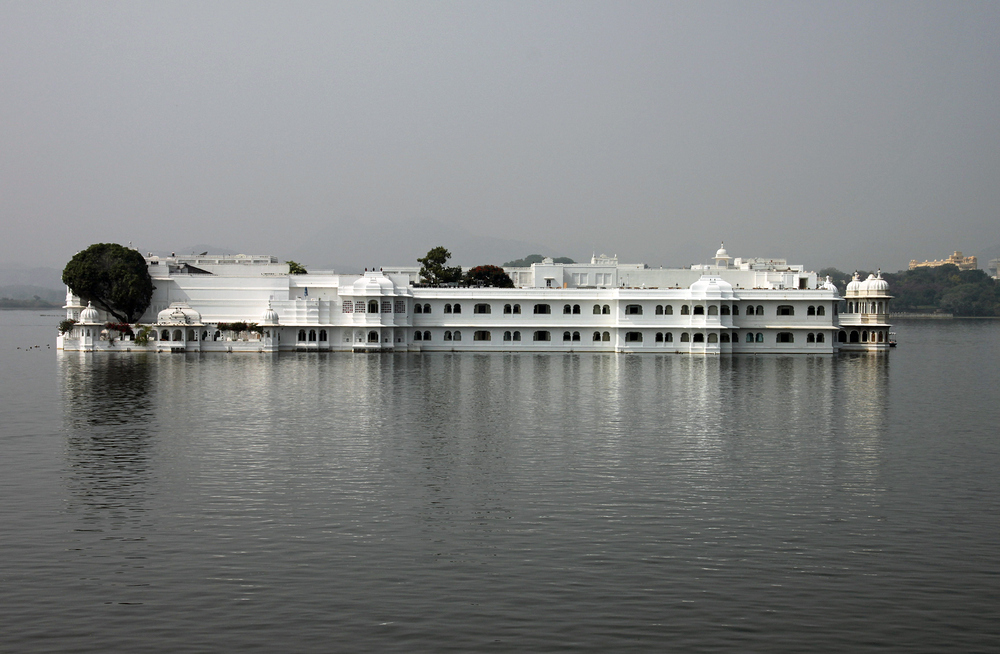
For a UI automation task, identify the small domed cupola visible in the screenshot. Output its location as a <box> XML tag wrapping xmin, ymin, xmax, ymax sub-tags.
<box><xmin>867</xmin><ymin>269</ymin><xmax>889</xmax><ymax>293</ymax></box>
<box><xmin>79</xmin><ymin>301</ymin><xmax>100</xmax><ymax>324</ymax></box>
<box><xmin>261</xmin><ymin>301</ymin><xmax>279</xmax><ymax>325</ymax></box>
<box><xmin>846</xmin><ymin>272</ymin><xmax>862</xmax><ymax>294</ymax></box>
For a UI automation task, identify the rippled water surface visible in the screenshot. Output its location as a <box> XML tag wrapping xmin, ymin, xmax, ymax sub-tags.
<box><xmin>2</xmin><ymin>311</ymin><xmax>999</xmax><ymax>652</ymax></box>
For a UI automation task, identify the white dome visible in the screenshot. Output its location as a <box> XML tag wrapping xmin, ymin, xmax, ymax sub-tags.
<box><xmin>867</xmin><ymin>271</ymin><xmax>890</xmax><ymax>292</ymax></box>
<box><xmin>79</xmin><ymin>301</ymin><xmax>100</xmax><ymax>323</ymax></box>
<box><xmin>846</xmin><ymin>272</ymin><xmax>862</xmax><ymax>293</ymax></box>
<box><xmin>261</xmin><ymin>302</ymin><xmax>279</xmax><ymax>325</ymax></box>
<box><xmin>350</xmin><ymin>271</ymin><xmax>397</xmax><ymax>295</ymax></box>
<box><xmin>820</xmin><ymin>276</ymin><xmax>839</xmax><ymax>293</ymax></box>
<box><xmin>689</xmin><ymin>274</ymin><xmax>734</xmax><ymax>297</ymax></box>
<box><xmin>715</xmin><ymin>243</ymin><xmax>729</xmax><ymax>259</ymax></box>
<box><xmin>157</xmin><ymin>302</ymin><xmax>202</xmax><ymax>325</ymax></box>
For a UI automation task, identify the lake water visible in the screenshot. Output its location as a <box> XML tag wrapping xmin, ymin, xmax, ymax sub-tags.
<box><xmin>2</xmin><ymin>310</ymin><xmax>999</xmax><ymax>652</ymax></box>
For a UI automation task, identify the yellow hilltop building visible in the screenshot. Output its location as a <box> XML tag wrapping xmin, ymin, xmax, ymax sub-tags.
<box><xmin>909</xmin><ymin>251</ymin><xmax>978</xmax><ymax>271</ymax></box>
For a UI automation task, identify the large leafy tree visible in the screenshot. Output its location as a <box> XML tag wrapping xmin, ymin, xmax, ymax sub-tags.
<box><xmin>463</xmin><ymin>265</ymin><xmax>514</xmax><ymax>288</ymax></box>
<box><xmin>62</xmin><ymin>243</ymin><xmax>154</xmax><ymax>322</ymax></box>
<box><xmin>417</xmin><ymin>246</ymin><xmax>463</xmax><ymax>284</ymax></box>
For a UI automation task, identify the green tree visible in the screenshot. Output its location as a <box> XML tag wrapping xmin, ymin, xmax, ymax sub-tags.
<box><xmin>62</xmin><ymin>243</ymin><xmax>154</xmax><ymax>322</ymax></box>
<box><xmin>463</xmin><ymin>265</ymin><xmax>514</xmax><ymax>288</ymax></box>
<box><xmin>417</xmin><ymin>246</ymin><xmax>463</xmax><ymax>284</ymax></box>
<box><xmin>502</xmin><ymin>254</ymin><xmax>576</xmax><ymax>267</ymax></box>
<box><xmin>286</xmin><ymin>260</ymin><xmax>308</xmax><ymax>275</ymax></box>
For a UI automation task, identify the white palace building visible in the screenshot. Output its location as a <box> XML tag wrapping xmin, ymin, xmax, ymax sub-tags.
<box><xmin>58</xmin><ymin>245</ymin><xmax>893</xmax><ymax>355</ymax></box>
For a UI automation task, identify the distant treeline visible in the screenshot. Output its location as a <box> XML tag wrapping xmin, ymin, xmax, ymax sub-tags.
<box><xmin>501</xmin><ymin>254</ymin><xmax>576</xmax><ymax>267</ymax></box>
<box><xmin>819</xmin><ymin>265</ymin><xmax>1000</xmax><ymax>316</ymax></box>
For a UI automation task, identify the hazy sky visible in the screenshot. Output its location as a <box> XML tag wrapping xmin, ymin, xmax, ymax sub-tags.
<box><xmin>2</xmin><ymin>1</ymin><xmax>998</xmax><ymax>273</ymax></box>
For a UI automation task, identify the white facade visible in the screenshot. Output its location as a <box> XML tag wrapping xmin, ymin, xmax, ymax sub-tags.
<box><xmin>57</xmin><ymin>247</ymin><xmax>892</xmax><ymax>354</ymax></box>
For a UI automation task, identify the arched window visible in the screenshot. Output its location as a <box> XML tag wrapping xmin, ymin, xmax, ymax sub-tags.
<box><xmin>593</xmin><ymin>331</ymin><xmax>601</xmax><ymax>341</ymax></box>
<box><xmin>807</xmin><ymin>333</ymin><xmax>815</xmax><ymax>343</ymax></box>
<box><xmin>214</xmin><ymin>331</ymin><xmax>221</xmax><ymax>341</ymax></box>
<box><xmin>746</xmin><ymin>332</ymin><xmax>754</xmax><ymax>343</ymax></box>
<box><xmin>693</xmin><ymin>305</ymin><xmax>705</xmax><ymax>315</ymax></box>
<box><xmin>563</xmin><ymin>304</ymin><xmax>572</xmax><ymax>314</ymax></box>
<box><xmin>664</xmin><ymin>305</ymin><xmax>674</xmax><ymax>315</ymax></box>
<box><xmin>414</xmin><ymin>304</ymin><xmax>423</xmax><ymax>314</ymax></box>
<box><xmin>368</xmin><ymin>331</ymin><xmax>379</xmax><ymax>343</ymax></box>
<box><xmin>720</xmin><ymin>305</ymin><xmax>730</xmax><ymax>315</ymax></box>
<box><xmin>513</xmin><ymin>304</ymin><xmax>521</xmax><ymax>314</ymax></box>
<box><xmin>161</xmin><ymin>329</ymin><xmax>170</xmax><ymax>341</ymax></box>
<box><xmin>681</xmin><ymin>305</ymin><xmax>690</xmax><ymax>315</ymax></box>
<box><xmin>571</xmin><ymin>331</ymin><xmax>580</xmax><ymax>342</ymax></box>
<box><xmin>755</xmin><ymin>333</ymin><xmax>764</xmax><ymax>343</ymax></box>
<box><xmin>731</xmin><ymin>305</ymin><xmax>739</xmax><ymax>316</ymax></box>
<box><xmin>504</xmin><ymin>331</ymin><xmax>512</xmax><ymax>341</ymax></box>
<box><xmin>308</xmin><ymin>329</ymin><xmax>317</xmax><ymax>342</ymax></box>
<box><xmin>173</xmin><ymin>329</ymin><xmax>183</xmax><ymax>341</ymax></box>
<box><xmin>708</xmin><ymin>333</ymin><xmax>718</xmax><ymax>343</ymax></box>
<box><xmin>423</xmin><ymin>304</ymin><xmax>431</xmax><ymax>313</ymax></box>
<box><xmin>319</xmin><ymin>330</ymin><xmax>327</xmax><ymax>341</ymax></box>
<box><xmin>850</xmin><ymin>330</ymin><xmax>859</xmax><ymax>343</ymax></box>
<box><xmin>444</xmin><ymin>304</ymin><xmax>452</xmax><ymax>314</ymax></box>
<box><xmin>414</xmin><ymin>331</ymin><xmax>423</xmax><ymax>341</ymax></box>
<box><xmin>655</xmin><ymin>332</ymin><xmax>663</xmax><ymax>342</ymax></box>
<box><xmin>368</xmin><ymin>300</ymin><xmax>379</xmax><ymax>313</ymax></box>
<box><xmin>693</xmin><ymin>333</ymin><xmax>705</xmax><ymax>343</ymax></box>
<box><xmin>573</xmin><ymin>304</ymin><xmax>581</xmax><ymax>314</ymax></box>
<box><xmin>474</xmin><ymin>303</ymin><xmax>491</xmax><ymax>314</ymax></box>
<box><xmin>838</xmin><ymin>331</ymin><xmax>847</xmax><ymax>343</ymax></box>
<box><xmin>602</xmin><ymin>305</ymin><xmax>610</xmax><ymax>315</ymax></box>
<box><xmin>680</xmin><ymin>332</ymin><xmax>690</xmax><ymax>342</ymax></box>
<box><xmin>593</xmin><ymin>304</ymin><xmax>601</xmax><ymax>314</ymax></box>
<box><xmin>665</xmin><ymin>332</ymin><xmax>673</xmax><ymax>342</ymax></box>
<box><xmin>202</xmin><ymin>330</ymin><xmax>208</xmax><ymax>340</ymax></box>
<box><xmin>504</xmin><ymin>304</ymin><xmax>512</xmax><ymax>314</ymax></box>
<box><xmin>807</xmin><ymin>306</ymin><xmax>816</xmax><ymax>316</ymax></box>
<box><xmin>563</xmin><ymin>331</ymin><xmax>572</xmax><ymax>341</ymax></box>
<box><xmin>454</xmin><ymin>331</ymin><xmax>462</xmax><ymax>341</ymax></box>
<box><xmin>533</xmin><ymin>330</ymin><xmax>550</xmax><ymax>341</ymax></box>
<box><xmin>298</xmin><ymin>329</ymin><xmax>306</xmax><ymax>342</ymax></box>
<box><xmin>474</xmin><ymin>331</ymin><xmax>490</xmax><ymax>341</ymax></box>
<box><xmin>602</xmin><ymin>331</ymin><xmax>610</xmax><ymax>342</ymax></box>
<box><xmin>777</xmin><ymin>332</ymin><xmax>794</xmax><ymax>343</ymax></box>
<box><xmin>745</xmin><ymin>305</ymin><xmax>754</xmax><ymax>316</ymax></box>
<box><xmin>757</xmin><ymin>305</ymin><xmax>764</xmax><ymax>315</ymax></box>
<box><xmin>423</xmin><ymin>330</ymin><xmax>431</xmax><ymax>341</ymax></box>
<box><xmin>655</xmin><ymin>305</ymin><xmax>663</xmax><ymax>315</ymax></box>
<box><xmin>513</xmin><ymin>331</ymin><xmax>521</xmax><ymax>341</ymax></box>
<box><xmin>862</xmin><ymin>331</ymin><xmax>868</xmax><ymax>342</ymax></box>
<box><xmin>626</xmin><ymin>304</ymin><xmax>643</xmax><ymax>315</ymax></box>
<box><xmin>534</xmin><ymin>304</ymin><xmax>551</xmax><ymax>314</ymax></box>
<box><xmin>708</xmin><ymin>306</ymin><xmax>718</xmax><ymax>316</ymax></box>
<box><xmin>625</xmin><ymin>332</ymin><xmax>642</xmax><ymax>343</ymax></box>
<box><xmin>444</xmin><ymin>331</ymin><xmax>452</xmax><ymax>341</ymax></box>
<box><xmin>817</xmin><ymin>306</ymin><xmax>826</xmax><ymax>316</ymax></box>
<box><xmin>453</xmin><ymin>304</ymin><xmax>462</xmax><ymax>314</ymax></box>
<box><xmin>817</xmin><ymin>333</ymin><xmax>825</xmax><ymax>343</ymax></box>
<box><xmin>777</xmin><ymin>306</ymin><xmax>794</xmax><ymax>316</ymax></box>
<box><xmin>720</xmin><ymin>333</ymin><xmax>730</xmax><ymax>343</ymax></box>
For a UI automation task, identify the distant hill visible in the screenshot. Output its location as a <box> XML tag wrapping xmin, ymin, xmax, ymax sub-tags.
<box><xmin>0</xmin><ymin>284</ymin><xmax>64</xmax><ymax>304</ymax></box>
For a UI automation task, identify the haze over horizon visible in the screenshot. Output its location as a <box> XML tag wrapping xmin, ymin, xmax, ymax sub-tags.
<box><xmin>2</xmin><ymin>2</ymin><xmax>999</xmax><ymax>275</ymax></box>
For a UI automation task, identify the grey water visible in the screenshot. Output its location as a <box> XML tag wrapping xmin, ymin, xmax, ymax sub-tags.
<box><xmin>1</xmin><ymin>310</ymin><xmax>998</xmax><ymax>653</ymax></box>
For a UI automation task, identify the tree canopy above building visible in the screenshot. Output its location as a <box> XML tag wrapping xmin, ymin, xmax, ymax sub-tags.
<box><xmin>62</xmin><ymin>243</ymin><xmax>154</xmax><ymax>322</ymax></box>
